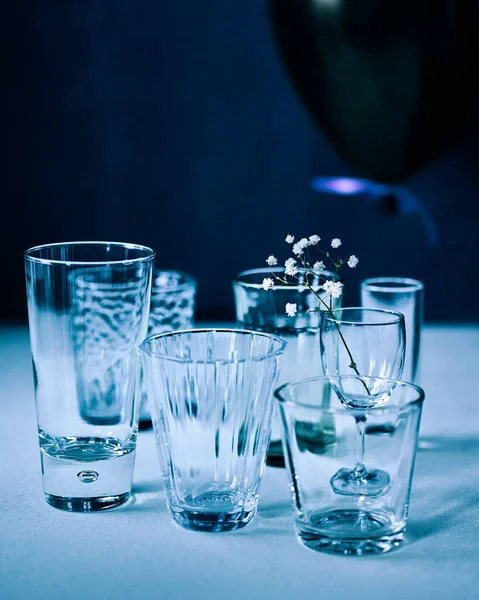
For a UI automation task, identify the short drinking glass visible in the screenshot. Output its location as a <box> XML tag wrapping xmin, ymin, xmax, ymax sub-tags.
<box><xmin>140</xmin><ymin>328</ymin><xmax>285</xmax><ymax>532</ymax></box>
<box><xmin>24</xmin><ymin>241</ymin><xmax>155</xmax><ymax>511</ymax></box>
<box><xmin>276</xmin><ymin>376</ymin><xmax>424</xmax><ymax>555</ymax></box>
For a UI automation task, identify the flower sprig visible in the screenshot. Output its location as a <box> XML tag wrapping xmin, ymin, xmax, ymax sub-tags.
<box><xmin>262</xmin><ymin>234</ymin><xmax>365</xmax><ymax>384</ymax></box>
<box><xmin>262</xmin><ymin>234</ymin><xmax>358</xmax><ymax>317</ymax></box>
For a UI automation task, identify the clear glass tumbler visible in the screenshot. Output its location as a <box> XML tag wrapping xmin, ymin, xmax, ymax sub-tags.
<box><xmin>139</xmin><ymin>269</ymin><xmax>197</xmax><ymax>426</ymax></box>
<box><xmin>148</xmin><ymin>269</ymin><xmax>197</xmax><ymax>335</ymax></box>
<box><xmin>24</xmin><ymin>241</ymin><xmax>155</xmax><ymax>511</ymax></box>
<box><xmin>233</xmin><ymin>266</ymin><xmax>341</xmax><ymax>466</ymax></box>
<box><xmin>360</xmin><ymin>277</ymin><xmax>424</xmax><ymax>383</ymax></box>
<box><xmin>140</xmin><ymin>328</ymin><xmax>285</xmax><ymax>532</ymax></box>
<box><xmin>275</xmin><ymin>376</ymin><xmax>424</xmax><ymax>555</ymax></box>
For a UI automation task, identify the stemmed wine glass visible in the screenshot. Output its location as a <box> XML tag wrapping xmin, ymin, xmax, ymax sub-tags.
<box><xmin>320</xmin><ymin>308</ymin><xmax>405</xmax><ymax>497</ymax></box>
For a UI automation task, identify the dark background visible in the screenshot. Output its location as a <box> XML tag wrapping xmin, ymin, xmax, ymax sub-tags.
<box><xmin>3</xmin><ymin>2</ymin><xmax>479</xmax><ymax>323</ymax></box>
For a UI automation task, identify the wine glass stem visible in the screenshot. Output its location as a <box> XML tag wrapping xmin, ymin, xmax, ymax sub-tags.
<box><xmin>354</xmin><ymin>415</ymin><xmax>368</xmax><ymax>478</ymax></box>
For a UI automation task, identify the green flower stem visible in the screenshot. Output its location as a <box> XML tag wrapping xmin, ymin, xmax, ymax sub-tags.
<box><xmin>303</xmin><ymin>280</ymin><xmax>371</xmax><ymax>396</ymax></box>
<box><xmin>271</xmin><ymin>253</ymin><xmax>370</xmax><ymax>395</ymax></box>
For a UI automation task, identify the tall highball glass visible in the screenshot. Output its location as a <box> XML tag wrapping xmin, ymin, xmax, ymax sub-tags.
<box><xmin>360</xmin><ymin>277</ymin><xmax>424</xmax><ymax>383</ymax></box>
<box><xmin>25</xmin><ymin>241</ymin><xmax>155</xmax><ymax>511</ymax></box>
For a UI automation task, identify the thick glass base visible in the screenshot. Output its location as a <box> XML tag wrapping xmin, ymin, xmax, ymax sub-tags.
<box><xmin>172</xmin><ymin>507</ymin><xmax>256</xmax><ymax>532</ymax></box>
<box><xmin>45</xmin><ymin>491</ymin><xmax>130</xmax><ymax>512</ymax></box>
<box><xmin>330</xmin><ymin>467</ymin><xmax>390</xmax><ymax>497</ymax></box>
<box><xmin>39</xmin><ymin>435</ymin><xmax>136</xmax><ymax>509</ymax></box>
<box><xmin>298</xmin><ymin>510</ymin><xmax>404</xmax><ymax>555</ymax></box>
<box><xmin>170</xmin><ymin>492</ymin><xmax>257</xmax><ymax>532</ymax></box>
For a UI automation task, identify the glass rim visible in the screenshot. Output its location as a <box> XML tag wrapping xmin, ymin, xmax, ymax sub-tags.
<box><xmin>361</xmin><ymin>277</ymin><xmax>424</xmax><ymax>293</ymax></box>
<box><xmin>274</xmin><ymin>375</ymin><xmax>425</xmax><ymax>413</ymax></box>
<box><xmin>152</xmin><ymin>269</ymin><xmax>197</xmax><ymax>292</ymax></box>
<box><xmin>322</xmin><ymin>307</ymin><xmax>404</xmax><ymax>326</ymax></box>
<box><xmin>233</xmin><ymin>266</ymin><xmax>339</xmax><ymax>290</ymax></box>
<box><xmin>140</xmin><ymin>328</ymin><xmax>286</xmax><ymax>364</ymax></box>
<box><xmin>24</xmin><ymin>241</ymin><xmax>155</xmax><ymax>266</ymax></box>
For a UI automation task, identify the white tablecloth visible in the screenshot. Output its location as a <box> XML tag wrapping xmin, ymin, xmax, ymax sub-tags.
<box><xmin>1</xmin><ymin>323</ymin><xmax>478</xmax><ymax>600</ymax></box>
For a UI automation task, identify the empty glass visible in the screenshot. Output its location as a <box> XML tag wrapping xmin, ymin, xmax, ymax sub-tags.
<box><xmin>276</xmin><ymin>376</ymin><xmax>425</xmax><ymax>555</ymax></box>
<box><xmin>320</xmin><ymin>308</ymin><xmax>405</xmax><ymax>497</ymax></box>
<box><xmin>139</xmin><ymin>269</ymin><xmax>197</xmax><ymax>425</ymax></box>
<box><xmin>360</xmin><ymin>277</ymin><xmax>424</xmax><ymax>384</ymax></box>
<box><xmin>24</xmin><ymin>242</ymin><xmax>155</xmax><ymax>511</ymax></box>
<box><xmin>141</xmin><ymin>329</ymin><xmax>285</xmax><ymax>532</ymax></box>
<box><xmin>233</xmin><ymin>266</ymin><xmax>341</xmax><ymax>466</ymax></box>
<box><xmin>148</xmin><ymin>270</ymin><xmax>197</xmax><ymax>335</ymax></box>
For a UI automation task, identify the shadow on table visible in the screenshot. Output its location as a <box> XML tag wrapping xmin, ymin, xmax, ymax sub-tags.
<box><xmin>417</xmin><ymin>435</ymin><xmax>479</xmax><ymax>454</ymax></box>
<box><xmin>230</xmin><ymin>499</ymin><xmax>295</xmax><ymax>537</ymax></box>
<box><xmin>123</xmin><ymin>480</ymin><xmax>166</xmax><ymax>513</ymax></box>
<box><xmin>258</xmin><ymin>498</ymin><xmax>292</xmax><ymax>519</ymax></box>
<box><xmin>404</xmin><ymin>436</ymin><xmax>479</xmax><ymax>547</ymax></box>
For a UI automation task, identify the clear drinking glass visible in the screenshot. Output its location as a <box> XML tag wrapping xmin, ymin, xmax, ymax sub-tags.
<box><xmin>139</xmin><ymin>269</ymin><xmax>197</xmax><ymax>426</ymax></box>
<box><xmin>140</xmin><ymin>328</ymin><xmax>285</xmax><ymax>532</ymax></box>
<box><xmin>360</xmin><ymin>277</ymin><xmax>424</xmax><ymax>383</ymax></box>
<box><xmin>276</xmin><ymin>376</ymin><xmax>424</xmax><ymax>555</ymax></box>
<box><xmin>233</xmin><ymin>266</ymin><xmax>341</xmax><ymax>466</ymax></box>
<box><xmin>24</xmin><ymin>241</ymin><xmax>155</xmax><ymax>511</ymax></box>
<box><xmin>148</xmin><ymin>269</ymin><xmax>197</xmax><ymax>335</ymax></box>
<box><xmin>320</xmin><ymin>308</ymin><xmax>405</xmax><ymax>497</ymax></box>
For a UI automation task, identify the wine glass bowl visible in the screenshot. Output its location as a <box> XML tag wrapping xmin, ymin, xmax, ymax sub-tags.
<box><xmin>328</xmin><ymin>375</ymin><xmax>398</xmax><ymax>411</ymax></box>
<box><xmin>320</xmin><ymin>308</ymin><xmax>405</xmax><ymax>393</ymax></box>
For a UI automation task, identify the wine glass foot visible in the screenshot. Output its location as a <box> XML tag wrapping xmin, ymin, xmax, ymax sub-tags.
<box><xmin>330</xmin><ymin>468</ymin><xmax>390</xmax><ymax>497</ymax></box>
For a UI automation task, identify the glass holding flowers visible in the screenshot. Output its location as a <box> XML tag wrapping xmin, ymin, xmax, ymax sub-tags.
<box><xmin>234</xmin><ymin>254</ymin><xmax>341</xmax><ymax>466</ymax></box>
<box><xmin>263</xmin><ymin>235</ymin><xmax>405</xmax><ymax>497</ymax></box>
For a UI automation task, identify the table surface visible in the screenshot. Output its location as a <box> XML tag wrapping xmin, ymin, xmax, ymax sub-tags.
<box><xmin>1</xmin><ymin>323</ymin><xmax>479</xmax><ymax>600</ymax></box>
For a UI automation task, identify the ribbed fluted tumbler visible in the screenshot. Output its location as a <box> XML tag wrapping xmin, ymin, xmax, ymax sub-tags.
<box><xmin>141</xmin><ymin>328</ymin><xmax>285</xmax><ymax>532</ymax></box>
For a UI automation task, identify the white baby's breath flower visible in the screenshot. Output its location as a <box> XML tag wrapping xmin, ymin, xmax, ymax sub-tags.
<box><xmin>312</xmin><ymin>261</ymin><xmax>325</xmax><ymax>274</ymax></box>
<box><xmin>284</xmin><ymin>258</ymin><xmax>298</xmax><ymax>277</ymax></box>
<box><xmin>309</xmin><ymin>235</ymin><xmax>321</xmax><ymax>245</ymax></box>
<box><xmin>347</xmin><ymin>255</ymin><xmax>359</xmax><ymax>268</ymax></box>
<box><xmin>285</xmin><ymin>257</ymin><xmax>296</xmax><ymax>269</ymax></box>
<box><xmin>266</xmin><ymin>255</ymin><xmax>278</xmax><ymax>266</ymax></box>
<box><xmin>262</xmin><ymin>277</ymin><xmax>274</xmax><ymax>291</ymax></box>
<box><xmin>293</xmin><ymin>237</ymin><xmax>310</xmax><ymax>255</ymax></box>
<box><xmin>285</xmin><ymin>303</ymin><xmax>297</xmax><ymax>317</ymax></box>
<box><xmin>323</xmin><ymin>280</ymin><xmax>343</xmax><ymax>299</ymax></box>
<box><xmin>331</xmin><ymin>238</ymin><xmax>342</xmax><ymax>249</ymax></box>
<box><xmin>292</xmin><ymin>242</ymin><xmax>304</xmax><ymax>256</ymax></box>
<box><xmin>285</xmin><ymin>234</ymin><xmax>294</xmax><ymax>244</ymax></box>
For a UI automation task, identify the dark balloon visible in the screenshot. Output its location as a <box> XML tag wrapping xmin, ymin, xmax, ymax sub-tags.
<box><xmin>269</xmin><ymin>0</ymin><xmax>479</xmax><ymax>182</ymax></box>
